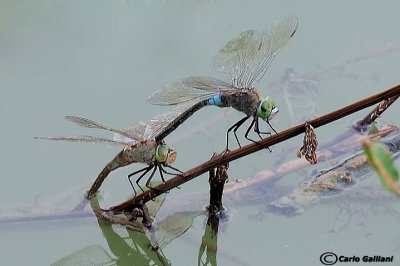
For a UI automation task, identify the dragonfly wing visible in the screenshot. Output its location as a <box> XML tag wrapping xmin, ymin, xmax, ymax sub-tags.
<box><xmin>145</xmin><ymin>101</ymin><xmax>203</xmax><ymax>140</ymax></box>
<box><xmin>255</xmin><ymin>16</ymin><xmax>298</xmax><ymax>84</ymax></box>
<box><xmin>211</xmin><ymin>16</ymin><xmax>298</xmax><ymax>88</ymax></box>
<box><xmin>35</xmin><ymin>135</ymin><xmax>133</xmax><ymax>146</ymax></box>
<box><xmin>52</xmin><ymin>245</ymin><xmax>114</xmax><ymax>266</ymax></box>
<box><xmin>182</xmin><ymin>76</ymin><xmax>234</xmax><ymax>91</ymax></box>
<box><xmin>114</xmin><ymin>101</ymin><xmax>201</xmax><ymax>141</ymax></box>
<box><xmin>65</xmin><ymin>116</ymin><xmax>141</xmax><ymax>141</ymax></box>
<box><xmin>147</xmin><ymin>76</ymin><xmax>232</xmax><ymax>105</ymax></box>
<box><xmin>211</xmin><ymin>29</ymin><xmax>263</xmax><ymax>88</ymax></box>
<box><xmin>113</xmin><ymin>122</ymin><xmax>148</xmax><ymax>143</ymax></box>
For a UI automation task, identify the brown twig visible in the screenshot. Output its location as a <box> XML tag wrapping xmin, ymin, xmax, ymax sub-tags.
<box><xmin>355</xmin><ymin>95</ymin><xmax>400</xmax><ymax>129</ymax></box>
<box><xmin>110</xmin><ymin>84</ymin><xmax>400</xmax><ymax>212</ymax></box>
<box><xmin>1</xmin><ymin>128</ymin><xmax>397</xmax><ymax>226</ymax></box>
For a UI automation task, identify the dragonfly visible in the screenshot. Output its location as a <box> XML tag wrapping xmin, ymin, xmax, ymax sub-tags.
<box><xmin>35</xmin><ymin>103</ymin><xmax>198</xmax><ymax>199</ymax></box>
<box><xmin>148</xmin><ymin>16</ymin><xmax>298</xmax><ymax>149</ymax></box>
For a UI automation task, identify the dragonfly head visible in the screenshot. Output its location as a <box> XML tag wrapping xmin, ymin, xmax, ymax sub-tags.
<box><xmin>156</xmin><ymin>144</ymin><xmax>177</xmax><ymax>165</ymax></box>
<box><xmin>257</xmin><ymin>96</ymin><xmax>279</xmax><ymax>121</ymax></box>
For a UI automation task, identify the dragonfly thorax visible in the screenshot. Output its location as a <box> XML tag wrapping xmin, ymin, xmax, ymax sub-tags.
<box><xmin>256</xmin><ymin>96</ymin><xmax>278</xmax><ymax>121</ymax></box>
<box><xmin>122</xmin><ymin>141</ymin><xmax>158</xmax><ymax>165</ymax></box>
<box><xmin>219</xmin><ymin>90</ymin><xmax>261</xmax><ymax>117</ymax></box>
<box><xmin>155</xmin><ymin>144</ymin><xmax>177</xmax><ymax>166</ymax></box>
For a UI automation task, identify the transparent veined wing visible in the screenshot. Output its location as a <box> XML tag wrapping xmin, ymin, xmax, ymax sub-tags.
<box><xmin>113</xmin><ymin>119</ymin><xmax>153</xmax><ymax>143</ymax></box>
<box><xmin>142</xmin><ymin>101</ymin><xmax>203</xmax><ymax>140</ymax></box>
<box><xmin>51</xmin><ymin>245</ymin><xmax>115</xmax><ymax>266</ymax></box>
<box><xmin>34</xmin><ymin>135</ymin><xmax>133</xmax><ymax>146</ymax></box>
<box><xmin>211</xmin><ymin>16</ymin><xmax>298</xmax><ymax>89</ymax></box>
<box><xmin>147</xmin><ymin>76</ymin><xmax>233</xmax><ymax>105</ymax></box>
<box><xmin>156</xmin><ymin>211</ymin><xmax>204</xmax><ymax>249</ymax></box>
<box><xmin>211</xmin><ymin>29</ymin><xmax>263</xmax><ymax>88</ymax></box>
<box><xmin>65</xmin><ymin>116</ymin><xmax>141</xmax><ymax>142</ymax></box>
<box><xmin>257</xmin><ymin>16</ymin><xmax>298</xmax><ymax>83</ymax></box>
<box><xmin>113</xmin><ymin>122</ymin><xmax>148</xmax><ymax>144</ymax></box>
<box><xmin>114</xmin><ymin>101</ymin><xmax>203</xmax><ymax>142</ymax></box>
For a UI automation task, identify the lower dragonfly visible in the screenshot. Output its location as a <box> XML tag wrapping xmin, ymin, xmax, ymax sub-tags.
<box><xmin>35</xmin><ymin>103</ymin><xmax>198</xmax><ymax>199</ymax></box>
<box><xmin>148</xmin><ymin>16</ymin><xmax>298</xmax><ymax>150</ymax></box>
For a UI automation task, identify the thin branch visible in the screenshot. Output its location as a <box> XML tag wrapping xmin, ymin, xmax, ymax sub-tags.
<box><xmin>1</xmin><ymin>127</ymin><xmax>397</xmax><ymax>225</ymax></box>
<box><xmin>110</xmin><ymin>84</ymin><xmax>400</xmax><ymax>212</ymax></box>
<box><xmin>355</xmin><ymin>95</ymin><xmax>400</xmax><ymax>129</ymax></box>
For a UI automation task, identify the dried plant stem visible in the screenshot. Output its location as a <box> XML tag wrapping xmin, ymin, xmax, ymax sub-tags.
<box><xmin>208</xmin><ymin>153</ymin><xmax>229</xmax><ymax>214</ymax></box>
<box><xmin>355</xmin><ymin>95</ymin><xmax>400</xmax><ymax>129</ymax></box>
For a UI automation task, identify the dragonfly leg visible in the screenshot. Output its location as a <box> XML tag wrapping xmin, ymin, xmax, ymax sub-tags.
<box><xmin>158</xmin><ymin>165</ymin><xmax>166</xmax><ymax>183</ymax></box>
<box><xmin>254</xmin><ymin>118</ymin><xmax>272</xmax><ymax>138</ymax></box>
<box><xmin>141</xmin><ymin>166</ymin><xmax>166</xmax><ymax>197</ymax></box>
<box><xmin>243</xmin><ymin>118</ymin><xmax>272</xmax><ymax>152</ymax></box>
<box><xmin>254</xmin><ymin>119</ymin><xmax>272</xmax><ymax>152</ymax></box>
<box><xmin>157</xmin><ymin>166</ymin><xmax>171</xmax><ymax>193</ymax></box>
<box><xmin>128</xmin><ymin>165</ymin><xmax>153</xmax><ymax>196</ymax></box>
<box><xmin>160</xmin><ymin>165</ymin><xmax>184</xmax><ymax>189</ymax></box>
<box><xmin>144</xmin><ymin>166</ymin><xmax>159</xmax><ymax>189</ymax></box>
<box><xmin>267</xmin><ymin>118</ymin><xmax>278</xmax><ymax>134</ymax></box>
<box><xmin>163</xmin><ymin>165</ymin><xmax>184</xmax><ymax>175</ymax></box>
<box><xmin>244</xmin><ymin>117</ymin><xmax>257</xmax><ymax>141</ymax></box>
<box><xmin>226</xmin><ymin>116</ymin><xmax>250</xmax><ymax>150</ymax></box>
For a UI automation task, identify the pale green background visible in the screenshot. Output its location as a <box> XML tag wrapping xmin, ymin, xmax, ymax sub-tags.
<box><xmin>1</xmin><ymin>1</ymin><xmax>400</xmax><ymax>265</ymax></box>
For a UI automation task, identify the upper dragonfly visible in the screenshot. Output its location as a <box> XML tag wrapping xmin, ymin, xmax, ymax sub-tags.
<box><xmin>148</xmin><ymin>16</ymin><xmax>298</xmax><ymax>149</ymax></box>
<box><xmin>35</xmin><ymin>103</ymin><xmax>198</xmax><ymax>199</ymax></box>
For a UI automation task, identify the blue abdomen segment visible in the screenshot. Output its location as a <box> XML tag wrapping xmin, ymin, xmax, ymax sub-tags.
<box><xmin>208</xmin><ymin>95</ymin><xmax>222</xmax><ymax>106</ymax></box>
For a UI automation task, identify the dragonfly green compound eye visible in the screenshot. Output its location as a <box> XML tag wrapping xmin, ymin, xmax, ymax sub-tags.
<box><xmin>156</xmin><ymin>144</ymin><xmax>177</xmax><ymax>165</ymax></box>
<box><xmin>257</xmin><ymin>97</ymin><xmax>278</xmax><ymax>120</ymax></box>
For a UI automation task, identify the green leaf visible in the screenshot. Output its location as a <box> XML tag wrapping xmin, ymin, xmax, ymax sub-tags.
<box><xmin>363</xmin><ymin>140</ymin><xmax>400</xmax><ymax>195</ymax></box>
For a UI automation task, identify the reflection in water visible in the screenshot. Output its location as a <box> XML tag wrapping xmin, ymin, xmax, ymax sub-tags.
<box><xmin>198</xmin><ymin>213</ymin><xmax>220</xmax><ymax>266</ymax></box>
<box><xmin>198</xmin><ymin>153</ymin><xmax>228</xmax><ymax>266</ymax></box>
<box><xmin>51</xmin><ymin>220</ymin><xmax>172</xmax><ymax>266</ymax></box>
<box><xmin>51</xmin><ymin>245</ymin><xmax>116</xmax><ymax>266</ymax></box>
<box><xmin>96</xmin><ymin>219</ymin><xmax>171</xmax><ymax>266</ymax></box>
<box><xmin>266</xmin><ymin>133</ymin><xmax>400</xmax><ymax>217</ymax></box>
<box><xmin>52</xmin><ymin>196</ymin><xmax>204</xmax><ymax>265</ymax></box>
<box><xmin>48</xmin><ymin>131</ymin><xmax>400</xmax><ymax>265</ymax></box>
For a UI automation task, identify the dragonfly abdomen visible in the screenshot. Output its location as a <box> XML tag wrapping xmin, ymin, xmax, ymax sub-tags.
<box><xmin>207</xmin><ymin>95</ymin><xmax>223</xmax><ymax>106</ymax></box>
<box><xmin>155</xmin><ymin>100</ymin><xmax>209</xmax><ymax>142</ymax></box>
<box><xmin>86</xmin><ymin>149</ymin><xmax>132</xmax><ymax>198</ymax></box>
<box><xmin>86</xmin><ymin>164</ymin><xmax>114</xmax><ymax>198</ymax></box>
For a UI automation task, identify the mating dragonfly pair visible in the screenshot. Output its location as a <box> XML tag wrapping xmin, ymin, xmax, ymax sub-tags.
<box><xmin>37</xmin><ymin>16</ymin><xmax>298</xmax><ymax>199</ymax></box>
